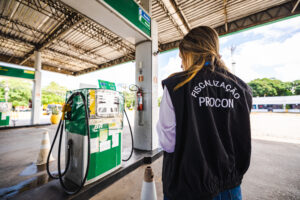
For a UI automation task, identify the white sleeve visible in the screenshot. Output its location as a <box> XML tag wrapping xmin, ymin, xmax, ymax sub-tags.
<box><xmin>156</xmin><ymin>87</ymin><xmax>176</xmax><ymax>153</ymax></box>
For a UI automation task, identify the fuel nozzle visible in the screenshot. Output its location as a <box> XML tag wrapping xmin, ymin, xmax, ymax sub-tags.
<box><xmin>62</xmin><ymin>103</ymin><xmax>72</xmax><ymax>120</ymax></box>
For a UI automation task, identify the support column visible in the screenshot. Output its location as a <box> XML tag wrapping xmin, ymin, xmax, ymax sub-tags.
<box><xmin>134</xmin><ymin>20</ymin><xmax>158</xmax><ymax>151</ymax></box>
<box><xmin>31</xmin><ymin>51</ymin><xmax>42</xmax><ymax>124</ymax></box>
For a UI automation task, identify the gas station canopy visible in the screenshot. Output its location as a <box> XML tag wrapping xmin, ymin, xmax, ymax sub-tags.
<box><xmin>0</xmin><ymin>0</ymin><xmax>299</xmax><ymax>76</ymax></box>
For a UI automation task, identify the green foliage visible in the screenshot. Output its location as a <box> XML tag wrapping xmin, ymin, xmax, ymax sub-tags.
<box><xmin>292</xmin><ymin>80</ymin><xmax>300</xmax><ymax>95</ymax></box>
<box><xmin>293</xmin><ymin>80</ymin><xmax>300</xmax><ymax>86</ymax></box>
<box><xmin>248</xmin><ymin>78</ymin><xmax>300</xmax><ymax>97</ymax></box>
<box><xmin>41</xmin><ymin>82</ymin><xmax>68</xmax><ymax>105</ymax></box>
<box><xmin>122</xmin><ymin>91</ymin><xmax>135</xmax><ymax>109</ymax></box>
<box><xmin>295</xmin><ymin>85</ymin><xmax>300</xmax><ymax>95</ymax></box>
<box><xmin>0</xmin><ymin>79</ymin><xmax>32</xmax><ymax>106</ymax></box>
<box><xmin>0</xmin><ymin>82</ymin><xmax>4</xmax><ymax>101</ymax></box>
<box><xmin>0</xmin><ymin>79</ymin><xmax>68</xmax><ymax>107</ymax></box>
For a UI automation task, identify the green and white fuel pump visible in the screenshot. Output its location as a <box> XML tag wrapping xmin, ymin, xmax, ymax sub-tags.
<box><xmin>47</xmin><ymin>83</ymin><xmax>133</xmax><ymax>195</ymax></box>
<box><xmin>0</xmin><ymin>100</ymin><xmax>11</xmax><ymax>126</ymax></box>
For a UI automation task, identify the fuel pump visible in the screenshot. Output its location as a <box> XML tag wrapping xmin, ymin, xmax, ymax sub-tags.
<box><xmin>0</xmin><ymin>101</ymin><xmax>11</xmax><ymax>126</ymax></box>
<box><xmin>46</xmin><ymin>87</ymin><xmax>133</xmax><ymax>195</ymax></box>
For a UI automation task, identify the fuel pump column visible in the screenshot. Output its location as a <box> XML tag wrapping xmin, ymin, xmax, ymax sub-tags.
<box><xmin>47</xmin><ymin>88</ymin><xmax>126</xmax><ymax>194</ymax></box>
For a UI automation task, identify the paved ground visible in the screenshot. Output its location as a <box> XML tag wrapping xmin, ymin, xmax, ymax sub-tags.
<box><xmin>250</xmin><ymin>113</ymin><xmax>300</xmax><ymax>144</ymax></box>
<box><xmin>0</xmin><ymin>125</ymin><xmax>63</xmax><ymax>189</ymax></box>
<box><xmin>0</xmin><ymin>112</ymin><xmax>299</xmax><ymax>199</ymax></box>
<box><xmin>242</xmin><ymin>140</ymin><xmax>300</xmax><ymax>200</ymax></box>
<box><xmin>8</xmin><ymin>111</ymin><xmax>51</xmax><ymax>126</ymax></box>
<box><xmin>0</xmin><ymin>114</ymin><xmax>134</xmax><ymax>198</ymax></box>
<box><xmin>92</xmin><ymin>139</ymin><xmax>300</xmax><ymax>200</ymax></box>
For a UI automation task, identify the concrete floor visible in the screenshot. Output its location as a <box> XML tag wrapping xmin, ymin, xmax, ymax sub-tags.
<box><xmin>91</xmin><ymin>139</ymin><xmax>300</xmax><ymax>200</ymax></box>
<box><xmin>0</xmin><ymin>110</ymin><xmax>135</xmax><ymax>189</ymax></box>
<box><xmin>251</xmin><ymin>113</ymin><xmax>300</xmax><ymax>144</ymax></box>
<box><xmin>0</xmin><ymin>113</ymin><xmax>300</xmax><ymax>199</ymax></box>
<box><xmin>8</xmin><ymin>111</ymin><xmax>51</xmax><ymax>126</ymax></box>
<box><xmin>0</xmin><ymin>125</ymin><xmax>64</xmax><ymax>189</ymax></box>
<box><xmin>91</xmin><ymin>156</ymin><xmax>164</xmax><ymax>200</ymax></box>
<box><xmin>242</xmin><ymin>140</ymin><xmax>300</xmax><ymax>200</ymax></box>
<box><xmin>0</xmin><ymin>119</ymin><xmax>134</xmax><ymax>198</ymax></box>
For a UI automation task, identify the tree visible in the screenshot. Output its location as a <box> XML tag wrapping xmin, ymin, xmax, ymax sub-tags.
<box><xmin>295</xmin><ymin>85</ymin><xmax>300</xmax><ymax>95</ymax></box>
<box><xmin>292</xmin><ymin>80</ymin><xmax>300</xmax><ymax>95</ymax></box>
<box><xmin>248</xmin><ymin>78</ymin><xmax>277</xmax><ymax>97</ymax></box>
<box><xmin>41</xmin><ymin>82</ymin><xmax>68</xmax><ymax>105</ymax></box>
<box><xmin>248</xmin><ymin>78</ymin><xmax>298</xmax><ymax>97</ymax></box>
<box><xmin>0</xmin><ymin>79</ymin><xmax>70</xmax><ymax>106</ymax></box>
<box><xmin>0</xmin><ymin>81</ymin><xmax>5</xmax><ymax>100</ymax></box>
<box><xmin>0</xmin><ymin>79</ymin><xmax>32</xmax><ymax>106</ymax></box>
<box><xmin>269</xmin><ymin>79</ymin><xmax>293</xmax><ymax>96</ymax></box>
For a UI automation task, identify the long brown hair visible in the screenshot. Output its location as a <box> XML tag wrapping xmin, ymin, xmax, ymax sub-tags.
<box><xmin>173</xmin><ymin>26</ymin><xmax>229</xmax><ymax>90</ymax></box>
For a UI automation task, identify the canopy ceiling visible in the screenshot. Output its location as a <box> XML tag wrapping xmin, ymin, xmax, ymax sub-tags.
<box><xmin>0</xmin><ymin>0</ymin><xmax>299</xmax><ymax>75</ymax></box>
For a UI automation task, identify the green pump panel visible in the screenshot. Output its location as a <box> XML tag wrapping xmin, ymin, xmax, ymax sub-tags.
<box><xmin>0</xmin><ymin>101</ymin><xmax>11</xmax><ymax>126</ymax></box>
<box><xmin>64</xmin><ymin>88</ymin><xmax>124</xmax><ymax>185</ymax></box>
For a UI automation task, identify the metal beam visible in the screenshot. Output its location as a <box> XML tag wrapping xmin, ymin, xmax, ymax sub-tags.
<box><xmin>0</xmin><ymin>29</ymin><xmax>36</xmax><ymax>47</ymax></box>
<box><xmin>0</xmin><ymin>1</ymin><xmax>116</xmax><ymax>72</ymax></box>
<box><xmin>154</xmin><ymin>0</ymin><xmax>185</xmax><ymax>36</ymax></box>
<box><xmin>292</xmin><ymin>0</ymin><xmax>300</xmax><ymax>13</ymax></box>
<box><xmin>54</xmin><ymin>38</ymin><xmax>109</xmax><ymax>62</ymax></box>
<box><xmin>1</xmin><ymin>0</ymin><xmax>135</xmax><ymax>75</ymax></box>
<box><xmin>223</xmin><ymin>0</ymin><xmax>229</xmax><ymax>33</ymax></box>
<box><xmin>0</xmin><ymin>39</ymin><xmax>32</xmax><ymax>57</ymax></box>
<box><xmin>74</xmin><ymin>20</ymin><xmax>135</xmax><ymax>59</ymax></box>
<box><xmin>0</xmin><ymin>12</ymin><xmax>110</xmax><ymax>63</ymax></box>
<box><xmin>41</xmin><ymin>53</ymin><xmax>87</xmax><ymax>71</ymax></box>
<box><xmin>168</xmin><ymin>0</ymin><xmax>190</xmax><ymax>33</ymax></box>
<box><xmin>216</xmin><ymin>1</ymin><xmax>300</xmax><ymax>36</ymax></box>
<box><xmin>74</xmin><ymin>53</ymin><xmax>135</xmax><ymax>76</ymax></box>
<box><xmin>45</xmin><ymin>47</ymin><xmax>99</xmax><ymax>66</ymax></box>
<box><xmin>0</xmin><ymin>19</ymin><xmax>109</xmax><ymax>69</ymax></box>
<box><xmin>18</xmin><ymin>0</ymin><xmax>84</xmax><ymax>65</ymax></box>
<box><xmin>0</xmin><ymin>13</ymin><xmax>47</xmax><ymax>41</ymax></box>
<box><xmin>2</xmin><ymin>0</ymin><xmax>299</xmax><ymax>76</ymax></box>
<box><xmin>0</xmin><ymin>54</ymin><xmax>74</xmax><ymax>75</ymax></box>
<box><xmin>19</xmin><ymin>14</ymin><xmax>83</xmax><ymax>65</ymax></box>
<box><xmin>159</xmin><ymin>1</ymin><xmax>300</xmax><ymax>52</ymax></box>
<box><xmin>159</xmin><ymin>39</ymin><xmax>181</xmax><ymax>52</ymax></box>
<box><xmin>16</xmin><ymin>0</ymin><xmax>77</xmax><ymax>21</ymax></box>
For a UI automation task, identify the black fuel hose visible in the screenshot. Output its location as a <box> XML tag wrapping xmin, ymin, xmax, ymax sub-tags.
<box><xmin>122</xmin><ymin>109</ymin><xmax>134</xmax><ymax>161</ymax></box>
<box><xmin>46</xmin><ymin>92</ymin><xmax>90</xmax><ymax>195</ymax></box>
<box><xmin>46</xmin><ymin>119</ymin><xmax>71</xmax><ymax>178</ymax></box>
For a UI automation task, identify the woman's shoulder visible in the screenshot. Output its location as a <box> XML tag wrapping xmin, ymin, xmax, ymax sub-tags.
<box><xmin>162</xmin><ymin>71</ymin><xmax>187</xmax><ymax>87</ymax></box>
<box><xmin>218</xmin><ymin>68</ymin><xmax>253</xmax><ymax>96</ymax></box>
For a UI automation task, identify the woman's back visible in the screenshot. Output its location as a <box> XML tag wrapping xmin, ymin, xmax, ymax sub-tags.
<box><xmin>161</xmin><ymin>66</ymin><xmax>252</xmax><ymax>200</ymax></box>
<box><xmin>157</xmin><ymin>26</ymin><xmax>252</xmax><ymax>200</ymax></box>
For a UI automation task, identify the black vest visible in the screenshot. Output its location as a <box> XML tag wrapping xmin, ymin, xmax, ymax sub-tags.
<box><xmin>161</xmin><ymin>66</ymin><xmax>252</xmax><ymax>200</ymax></box>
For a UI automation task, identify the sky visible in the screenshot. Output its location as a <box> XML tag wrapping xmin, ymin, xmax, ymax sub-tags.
<box><xmin>1</xmin><ymin>15</ymin><xmax>300</xmax><ymax>97</ymax></box>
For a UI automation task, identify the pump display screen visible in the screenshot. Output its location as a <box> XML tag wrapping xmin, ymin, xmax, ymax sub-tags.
<box><xmin>96</xmin><ymin>90</ymin><xmax>121</xmax><ymax>118</ymax></box>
